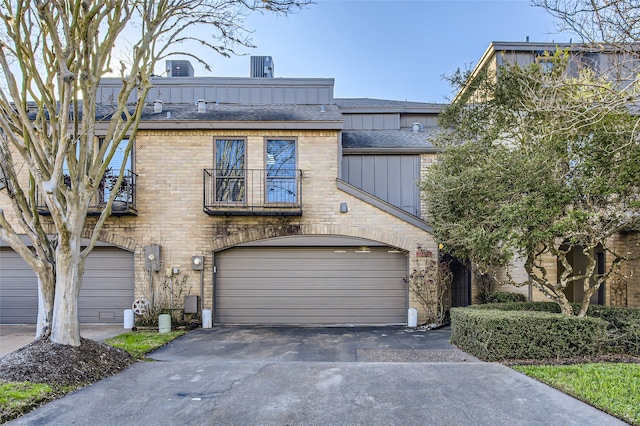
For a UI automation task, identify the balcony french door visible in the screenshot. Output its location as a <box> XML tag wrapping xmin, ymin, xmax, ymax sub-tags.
<box><xmin>266</xmin><ymin>139</ymin><xmax>296</xmax><ymax>204</ymax></box>
<box><xmin>215</xmin><ymin>139</ymin><xmax>245</xmax><ymax>203</ymax></box>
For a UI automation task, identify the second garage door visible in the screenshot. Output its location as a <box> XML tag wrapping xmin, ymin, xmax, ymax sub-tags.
<box><xmin>215</xmin><ymin>246</ymin><xmax>408</xmax><ymax>325</ymax></box>
<box><xmin>0</xmin><ymin>247</ymin><xmax>134</xmax><ymax>324</ymax></box>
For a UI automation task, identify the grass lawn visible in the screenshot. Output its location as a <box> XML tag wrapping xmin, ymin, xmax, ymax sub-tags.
<box><xmin>0</xmin><ymin>329</ymin><xmax>186</xmax><ymax>423</ymax></box>
<box><xmin>0</xmin><ymin>381</ymin><xmax>65</xmax><ymax>422</ymax></box>
<box><xmin>513</xmin><ymin>363</ymin><xmax>640</xmax><ymax>425</ymax></box>
<box><xmin>104</xmin><ymin>330</ymin><xmax>186</xmax><ymax>360</ymax></box>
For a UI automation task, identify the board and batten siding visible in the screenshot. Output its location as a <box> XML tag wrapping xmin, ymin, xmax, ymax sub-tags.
<box><xmin>342</xmin><ymin>113</ymin><xmax>399</xmax><ymax>130</ymax></box>
<box><xmin>0</xmin><ymin>247</ymin><xmax>134</xmax><ymax>324</ymax></box>
<box><xmin>342</xmin><ymin>154</ymin><xmax>421</xmax><ymax>217</ymax></box>
<box><xmin>214</xmin><ymin>246</ymin><xmax>408</xmax><ymax>325</ymax></box>
<box><xmin>97</xmin><ymin>77</ymin><xmax>335</xmax><ymax>105</ymax></box>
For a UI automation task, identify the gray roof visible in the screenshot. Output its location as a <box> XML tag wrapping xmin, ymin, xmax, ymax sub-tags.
<box><xmin>336</xmin><ymin>98</ymin><xmax>446</xmax><ymax>112</ymax></box>
<box><xmin>342</xmin><ymin>129</ymin><xmax>439</xmax><ymax>152</ymax></box>
<box><xmin>95</xmin><ymin>103</ymin><xmax>342</xmax><ymax>122</ymax></box>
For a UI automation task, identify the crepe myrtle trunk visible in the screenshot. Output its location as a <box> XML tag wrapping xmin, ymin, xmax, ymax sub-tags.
<box><xmin>49</xmin><ymin>234</ymin><xmax>86</xmax><ymax>346</ymax></box>
<box><xmin>35</xmin><ymin>266</ymin><xmax>55</xmax><ymax>339</ymax></box>
<box><xmin>555</xmin><ymin>291</ymin><xmax>575</xmax><ymax>316</ymax></box>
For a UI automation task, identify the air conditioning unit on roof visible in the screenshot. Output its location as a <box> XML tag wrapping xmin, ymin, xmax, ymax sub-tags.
<box><xmin>166</xmin><ymin>60</ymin><xmax>194</xmax><ymax>77</ymax></box>
<box><xmin>250</xmin><ymin>56</ymin><xmax>274</xmax><ymax>78</ymax></box>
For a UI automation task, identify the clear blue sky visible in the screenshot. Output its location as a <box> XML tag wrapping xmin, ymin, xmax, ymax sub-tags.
<box><xmin>188</xmin><ymin>0</ymin><xmax>570</xmax><ymax>103</ymax></box>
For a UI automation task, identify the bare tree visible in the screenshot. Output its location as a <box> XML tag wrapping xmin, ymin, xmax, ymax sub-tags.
<box><xmin>0</xmin><ymin>0</ymin><xmax>309</xmax><ymax>346</ymax></box>
<box><xmin>533</xmin><ymin>0</ymin><xmax>640</xmax><ymax>45</ymax></box>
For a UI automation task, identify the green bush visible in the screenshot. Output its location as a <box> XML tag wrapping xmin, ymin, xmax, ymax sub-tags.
<box><xmin>465</xmin><ymin>302</ymin><xmax>640</xmax><ymax>356</ymax></box>
<box><xmin>476</xmin><ymin>291</ymin><xmax>527</xmax><ymax>304</ymax></box>
<box><xmin>450</xmin><ymin>308</ymin><xmax>609</xmax><ymax>361</ymax></box>
<box><xmin>471</xmin><ymin>301</ymin><xmax>560</xmax><ymax>312</ymax></box>
<box><xmin>585</xmin><ymin>306</ymin><xmax>640</xmax><ymax>356</ymax></box>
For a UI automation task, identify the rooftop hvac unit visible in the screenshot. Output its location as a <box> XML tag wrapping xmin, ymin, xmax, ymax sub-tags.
<box><xmin>250</xmin><ymin>56</ymin><xmax>274</xmax><ymax>78</ymax></box>
<box><xmin>166</xmin><ymin>60</ymin><xmax>194</xmax><ymax>77</ymax></box>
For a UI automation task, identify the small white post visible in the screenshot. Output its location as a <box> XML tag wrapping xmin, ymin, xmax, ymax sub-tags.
<box><xmin>202</xmin><ymin>309</ymin><xmax>212</xmax><ymax>328</ymax></box>
<box><xmin>408</xmin><ymin>308</ymin><xmax>418</xmax><ymax>327</ymax></box>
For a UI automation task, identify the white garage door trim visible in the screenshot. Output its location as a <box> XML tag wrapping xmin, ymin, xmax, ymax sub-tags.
<box><xmin>214</xmin><ymin>244</ymin><xmax>408</xmax><ymax>325</ymax></box>
<box><xmin>0</xmin><ymin>247</ymin><xmax>134</xmax><ymax>324</ymax></box>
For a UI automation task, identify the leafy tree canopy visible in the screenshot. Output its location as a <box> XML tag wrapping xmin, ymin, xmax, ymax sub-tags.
<box><xmin>422</xmin><ymin>51</ymin><xmax>640</xmax><ymax>315</ymax></box>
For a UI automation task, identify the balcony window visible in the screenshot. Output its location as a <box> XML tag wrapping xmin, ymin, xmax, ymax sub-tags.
<box><xmin>204</xmin><ymin>137</ymin><xmax>301</xmax><ymax>216</ymax></box>
<box><xmin>215</xmin><ymin>139</ymin><xmax>245</xmax><ymax>203</ymax></box>
<box><xmin>39</xmin><ymin>138</ymin><xmax>136</xmax><ymax>215</ymax></box>
<box><xmin>266</xmin><ymin>139</ymin><xmax>297</xmax><ymax>204</ymax></box>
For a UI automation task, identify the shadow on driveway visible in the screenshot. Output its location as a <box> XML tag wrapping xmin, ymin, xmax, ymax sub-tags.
<box><xmin>149</xmin><ymin>325</ymin><xmax>479</xmax><ymax>363</ymax></box>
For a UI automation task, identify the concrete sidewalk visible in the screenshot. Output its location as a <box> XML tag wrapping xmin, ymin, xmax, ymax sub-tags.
<box><xmin>0</xmin><ymin>325</ymin><xmax>127</xmax><ymax>357</ymax></box>
<box><xmin>6</xmin><ymin>326</ymin><xmax>627</xmax><ymax>426</ymax></box>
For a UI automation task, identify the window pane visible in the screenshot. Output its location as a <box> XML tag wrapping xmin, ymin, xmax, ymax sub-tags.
<box><xmin>102</xmin><ymin>139</ymin><xmax>131</xmax><ymax>202</ymax></box>
<box><xmin>266</xmin><ymin>140</ymin><xmax>296</xmax><ymax>203</ymax></box>
<box><xmin>216</xmin><ymin>139</ymin><xmax>245</xmax><ymax>172</ymax></box>
<box><xmin>215</xmin><ymin>139</ymin><xmax>245</xmax><ymax>202</ymax></box>
<box><xmin>108</xmin><ymin>139</ymin><xmax>131</xmax><ymax>171</ymax></box>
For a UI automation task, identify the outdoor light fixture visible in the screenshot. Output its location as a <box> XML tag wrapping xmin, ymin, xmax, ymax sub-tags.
<box><xmin>340</xmin><ymin>202</ymin><xmax>348</xmax><ymax>213</ymax></box>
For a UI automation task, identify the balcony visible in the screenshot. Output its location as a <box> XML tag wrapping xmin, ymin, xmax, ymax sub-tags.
<box><xmin>204</xmin><ymin>169</ymin><xmax>302</xmax><ymax>216</ymax></box>
<box><xmin>37</xmin><ymin>170</ymin><xmax>138</xmax><ymax>216</ymax></box>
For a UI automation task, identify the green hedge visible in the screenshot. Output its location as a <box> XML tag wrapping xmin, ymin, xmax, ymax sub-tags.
<box><xmin>450</xmin><ymin>308</ymin><xmax>609</xmax><ymax>361</ymax></box>
<box><xmin>468</xmin><ymin>303</ymin><xmax>640</xmax><ymax>356</ymax></box>
<box><xmin>470</xmin><ymin>301</ymin><xmax>561</xmax><ymax>312</ymax></box>
<box><xmin>476</xmin><ymin>291</ymin><xmax>527</xmax><ymax>304</ymax></box>
<box><xmin>586</xmin><ymin>306</ymin><xmax>640</xmax><ymax>355</ymax></box>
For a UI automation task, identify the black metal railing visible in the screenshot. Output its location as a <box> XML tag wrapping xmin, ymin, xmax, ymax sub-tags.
<box><xmin>204</xmin><ymin>168</ymin><xmax>302</xmax><ymax>216</ymax></box>
<box><xmin>37</xmin><ymin>170</ymin><xmax>137</xmax><ymax>216</ymax></box>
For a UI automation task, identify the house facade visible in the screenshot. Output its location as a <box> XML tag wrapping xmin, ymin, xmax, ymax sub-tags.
<box><xmin>0</xmin><ymin>59</ymin><xmax>459</xmax><ymax>325</ymax></box>
<box><xmin>462</xmin><ymin>42</ymin><xmax>640</xmax><ymax>308</ymax></box>
<box><xmin>4</xmin><ymin>44</ymin><xmax>636</xmax><ymax>326</ymax></box>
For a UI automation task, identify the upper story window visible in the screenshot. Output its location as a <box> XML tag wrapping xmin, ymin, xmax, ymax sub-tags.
<box><xmin>215</xmin><ymin>138</ymin><xmax>246</xmax><ymax>203</ymax></box>
<box><xmin>204</xmin><ymin>136</ymin><xmax>302</xmax><ymax>216</ymax></box>
<box><xmin>100</xmin><ymin>139</ymin><xmax>133</xmax><ymax>203</ymax></box>
<box><xmin>536</xmin><ymin>57</ymin><xmax>555</xmax><ymax>75</ymax></box>
<box><xmin>266</xmin><ymin>139</ymin><xmax>297</xmax><ymax>204</ymax></box>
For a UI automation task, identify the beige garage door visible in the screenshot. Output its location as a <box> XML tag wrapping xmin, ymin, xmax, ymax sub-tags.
<box><xmin>215</xmin><ymin>246</ymin><xmax>408</xmax><ymax>325</ymax></box>
<box><xmin>0</xmin><ymin>247</ymin><xmax>134</xmax><ymax>324</ymax></box>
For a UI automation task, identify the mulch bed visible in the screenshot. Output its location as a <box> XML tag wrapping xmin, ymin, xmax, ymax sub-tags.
<box><xmin>0</xmin><ymin>336</ymin><xmax>133</xmax><ymax>387</ymax></box>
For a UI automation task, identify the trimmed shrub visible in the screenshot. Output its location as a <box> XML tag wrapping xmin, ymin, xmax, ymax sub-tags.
<box><xmin>450</xmin><ymin>308</ymin><xmax>609</xmax><ymax>361</ymax></box>
<box><xmin>585</xmin><ymin>305</ymin><xmax>640</xmax><ymax>356</ymax></box>
<box><xmin>470</xmin><ymin>302</ymin><xmax>561</xmax><ymax>313</ymax></box>
<box><xmin>476</xmin><ymin>291</ymin><xmax>527</xmax><ymax>304</ymax></box>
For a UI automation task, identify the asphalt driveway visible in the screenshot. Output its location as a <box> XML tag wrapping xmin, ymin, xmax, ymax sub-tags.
<box><xmin>8</xmin><ymin>326</ymin><xmax>626</xmax><ymax>425</ymax></box>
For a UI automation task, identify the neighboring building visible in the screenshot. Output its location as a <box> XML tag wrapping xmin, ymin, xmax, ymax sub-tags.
<box><xmin>456</xmin><ymin>41</ymin><xmax>640</xmax><ymax>103</ymax></box>
<box><xmin>460</xmin><ymin>42</ymin><xmax>640</xmax><ymax>308</ymax></box>
<box><xmin>1</xmin><ymin>58</ymin><xmax>466</xmax><ymax>326</ymax></box>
